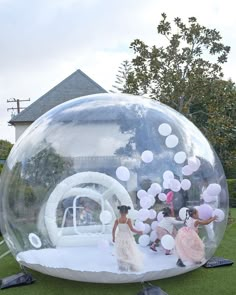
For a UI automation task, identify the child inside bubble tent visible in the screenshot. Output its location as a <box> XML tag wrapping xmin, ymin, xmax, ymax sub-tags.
<box><xmin>175</xmin><ymin>207</ymin><xmax>217</xmax><ymax>267</ymax></box>
<box><xmin>112</xmin><ymin>205</ymin><xmax>144</xmax><ymax>272</ymax></box>
<box><xmin>150</xmin><ymin>206</ymin><xmax>184</xmax><ymax>254</ymax></box>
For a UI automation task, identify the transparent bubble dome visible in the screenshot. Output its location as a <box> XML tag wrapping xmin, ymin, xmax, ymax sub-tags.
<box><xmin>0</xmin><ymin>93</ymin><xmax>229</xmax><ymax>283</ymax></box>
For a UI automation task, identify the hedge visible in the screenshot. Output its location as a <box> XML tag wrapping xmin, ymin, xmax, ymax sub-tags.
<box><xmin>227</xmin><ymin>179</ymin><xmax>236</xmax><ymax>199</ymax></box>
<box><xmin>0</xmin><ymin>164</ymin><xmax>3</xmax><ymax>175</ymax></box>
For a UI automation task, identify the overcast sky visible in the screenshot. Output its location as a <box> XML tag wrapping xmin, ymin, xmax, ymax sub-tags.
<box><xmin>0</xmin><ymin>0</ymin><xmax>235</xmax><ymax>143</ymax></box>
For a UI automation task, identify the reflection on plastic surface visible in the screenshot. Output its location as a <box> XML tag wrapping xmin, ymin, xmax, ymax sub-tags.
<box><xmin>0</xmin><ymin>93</ymin><xmax>229</xmax><ymax>283</ymax></box>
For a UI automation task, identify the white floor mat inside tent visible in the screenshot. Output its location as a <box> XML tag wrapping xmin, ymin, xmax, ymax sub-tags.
<box><xmin>16</xmin><ymin>245</ymin><xmax>201</xmax><ymax>283</ymax></box>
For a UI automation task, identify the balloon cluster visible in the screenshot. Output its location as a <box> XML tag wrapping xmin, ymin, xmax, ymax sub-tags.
<box><xmin>114</xmin><ymin>122</ymin><xmax>225</xmax><ymax>250</ymax></box>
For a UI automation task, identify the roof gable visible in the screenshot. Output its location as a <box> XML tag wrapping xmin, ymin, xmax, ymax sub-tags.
<box><xmin>9</xmin><ymin>69</ymin><xmax>107</xmax><ymax>124</ymax></box>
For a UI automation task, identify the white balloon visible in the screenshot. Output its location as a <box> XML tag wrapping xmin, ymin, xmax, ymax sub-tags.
<box><xmin>137</xmin><ymin>189</ymin><xmax>148</xmax><ymax>199</ymax></box>
<box><xmin>163</xmin><ymin>180</ymin><xmax>170</xmax><ymax>189</ymax></box>
<box><xmin>147</xmin><ymin>187</ymin><xmax>157</xmax><ymax>196</ymax></box>
<box><xmin>198</xmin><ymin>204</ymin><xmax>213</xmax><ymax>220</ymax></box>
<box><xmin>174</xmin><ymin>151</ymin><xmax>187</xmax><ymax>164</ymax></box>
<box><xmin>128</xmin><ymin>209</ymin><xmax>139</xmax><ymax>220</ymax></box>
<box><xmin>188</xmin><ymin>156</ymin><xmax>201</xmax><ymax>172</ymax></box>
<box><xmin>163</xmin><ymin>170</ymin><xmax>174</xmax><ymax>180</ymax></box>
<box><xmin>169</xmin><ymin>179</ymin><xmax>181</xmax><ymax>192</ymax></box>
<box><xmin>157</xmin><ymin>211</ymin><xmax>164</xmax><ymax>222</ymax></box>
<box><xmin>202</xmin><ymin>191</ymin><xmax>217</xmax><ymax>203</ymax></box>
<box><xmin>149</xmin><ymin>209</ymin><xmax>157</xmax><ymax>220</ymax></box>
<box><xmin>158</xmin><ymin>193</ymin><xmax>167</xmax><ymax>202</ymax></box>
<box><xmin>182</xmin><ymin>165</ymin><xmax>193</xmax><ymax>176</ymax></box>
<box><xmin>100</xmin><ymin>210</ymin><xmax>112</xmax><ymax>224</ymax></box>
<box><xmin>158</xmin><ymin>123</ymin><xmax>172</xmax><ymax>136</ymax></box>
<box><xmin>161</xmin><ymin>235</ymin><xmax>175</xmax><ymax>250</ymax></box>
<box><xmin>206</xmin><ymin>183</ymin><xmax>222</xmax><ymax>196</ymax></box>
<box><xmin>181</xmin><ymin>179</ymin><xmax>191</xmax><ymax>191</ymax></box>
<box><xmin>138</xmin><ymin>234</ymin><xmax>150</xmax><ymax>247</ymax></box>
<box><xmin>137</xmin><ymin>208</ymin><xmax>150</xmax><ymax>221</ymax></box>
<box><xmin>151</xmin><ymin>220</ymin><xmax>159</xmax><ymax>230</ymax></box>
<box><xmin>179</xmin><ymin>207</ymin><xmax>188</xmax><ymax>220</ymax></box>
<box><xmin>150</xmin><ymin>183</ymin><xmax>162</xmax><ymax>194</ymax></box>
<box><xmin>116</xmin><ymin>166</ymin><xmax>130</xmax><ymax>181</ymax></box>
<box><xmin>135</xmin><ymin>220</ymin><xmax>145</xmax><ymax>231</ymax></box>
<box><xmin>165</xmin><ymin>134</ymin><xmax>179</xmax><ymax>148</ymax></box>
<box><xmin>212</xmin><ymin>209</ymin><xmax>225</xmax><ymax>222</ymax></box>
<box><xmin>148</xmin><ymin>195</ymin><xmax>156</xmax><ymax>207</ymax></box>
<box><xmin>141</xmin><ymin>150</ymin><xmax>154</xmax><ymax>163</ymax></box>
<box><xmin>150</xmin><ymin>230</ymin><xmax>158</xmax><ymax>242</ymax></box>
<box><xmin>144</xmin><ymin>223</ymin><xmax>151</xmax><ymax>234</ymax></box>
<box><xmin>140</xmin><ymin>196</ymin><xmax>153</xmax><ymax>209</ymax></box>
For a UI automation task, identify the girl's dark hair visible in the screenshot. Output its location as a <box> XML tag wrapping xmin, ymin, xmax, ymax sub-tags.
<box><xmin>184</xmin><ymin>207</ymin><xmax>197</xmax><ymax>224</ymax></box>
<box><xmin>117</xmin><ymin>205</ymin><xmax>131</xmax><ymax>213</ymax></box>
<box><xmin>162</xmin><ymin>207</ymin><xmax>171</xmax><ymax>217</ymax></box>
<box><xmin>187</xmin><ymin>207</ymin><xmax>197</xmax><ymax>218</ymax></box>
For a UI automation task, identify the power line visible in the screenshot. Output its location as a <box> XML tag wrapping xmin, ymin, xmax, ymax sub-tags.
<box><xmin>7</xmin><ymin>98</ymin><xmax>30</xmax><ymax>114</ymax></box>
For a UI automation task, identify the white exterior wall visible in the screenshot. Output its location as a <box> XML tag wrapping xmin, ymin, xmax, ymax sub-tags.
<box><xmin>15</xmin><ymin>123</ymin><xmax>31</xmax><ymax>141</ymax></box>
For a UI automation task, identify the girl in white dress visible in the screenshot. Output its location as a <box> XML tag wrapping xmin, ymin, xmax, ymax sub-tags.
<box><xmin>150</xmin><ymin>207</ymin><xmax>184</xmax><ymax>254</ymax></box>
<box><xmin>112</xmin><ymin>205</ymin><xmax>143</xmax><ymax>272</ymax></box>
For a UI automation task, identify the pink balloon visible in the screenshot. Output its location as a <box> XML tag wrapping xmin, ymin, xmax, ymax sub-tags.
<box><xmin>166</xmin><ymin>191</ymin><xmax>174</xmax><ymax>203</ymax></box>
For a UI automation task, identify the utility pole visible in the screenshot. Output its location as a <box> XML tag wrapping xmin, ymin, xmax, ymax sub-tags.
<box><xmin>7</xmin><ymin>98</ymin><xmax>30</xmax><ymax>114</ymax></box>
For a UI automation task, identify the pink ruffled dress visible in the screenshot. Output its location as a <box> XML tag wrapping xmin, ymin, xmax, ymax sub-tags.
<box><xmin>175</xmin><ymin>217</ymin><xmax>205</xmax><ymax>263</ymax></box>
<box><xmin>115</xmin><ymin>218</ymin><xmax>143</xmax><ymax>272</ymax></box>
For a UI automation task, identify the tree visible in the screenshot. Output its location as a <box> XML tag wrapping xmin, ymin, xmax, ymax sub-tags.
<box><xmin>111</xmin><ymin>60</ymin><xmax>133</xmax><ymax>93</ymax></box>
<box><xmin>0</xmin><ymin>139</ymin><xmax>13</xmax><ymax>174</ymax></box>
<box><xmin>119</xmin><ymin>13</ymin><xmax>230</xmax><ymax>110</ymax></box>
<box><xmin>3</xmin><ymin>146</ymin><xmax>75</xmax><ymax>219</ymax></box>
<box><xmin>201</xmin><ymin>79</ymin><xmax>236</xmax><ymax>177</ymax></box>
<box><xmin>0</xmin><ymin>140</ymin><xmax>13</xmax><ymax>159</ymax></box>
<box><xmin>114</xmin><ymin>13</ymin><xmax>235</xmax><ymax>176</ymax></box>
<box><xmin>23</xmin><ymin>146</ymin><xmax>74</xmax><ymax>189</ymax></box>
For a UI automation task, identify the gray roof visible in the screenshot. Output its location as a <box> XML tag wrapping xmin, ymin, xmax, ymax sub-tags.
<box><xmin>9</xmin><ymin>69</ymin><xmax>107</xmax><ymax>124</ymax></box>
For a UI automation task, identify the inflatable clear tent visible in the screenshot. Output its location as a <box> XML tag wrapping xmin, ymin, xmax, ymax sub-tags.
<box><xmin>0</xmin><ymin>93</ymin><xmax>229</xmax><ymax>283</ymax></box>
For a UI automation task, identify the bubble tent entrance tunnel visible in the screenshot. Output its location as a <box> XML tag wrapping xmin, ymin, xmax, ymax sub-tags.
<box><xmin>0</xmin><ymin>93</ymin><xmax>228</xmax><ymax>283</ymax></box>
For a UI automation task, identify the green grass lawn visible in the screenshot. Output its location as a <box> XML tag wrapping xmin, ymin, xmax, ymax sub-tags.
<box><xmin>0</xmin><ymin>209</ymin><xmax>235</xmax><ymax>295</ymax></box>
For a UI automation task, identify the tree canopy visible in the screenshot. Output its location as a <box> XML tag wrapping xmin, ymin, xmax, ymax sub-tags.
<box><xmin>0</xmin><ymin>139</ymin><xmax>13</xmax><ymax>174</ymax></box>
<box><xmin>0</xmin><ymin>139</ymin><xmax>13</xmax><ymax>160</ymax></box>
<box><xmin>113</xmin><ymin>13</ymin><xmax>236</xmax><ymax>177</ymax></box>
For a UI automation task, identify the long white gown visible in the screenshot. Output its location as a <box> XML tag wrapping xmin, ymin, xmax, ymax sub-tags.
<box><xmin>115</xmin><ymin>219</ymin><xmax>143</xmax><ymax>272</ymax></box>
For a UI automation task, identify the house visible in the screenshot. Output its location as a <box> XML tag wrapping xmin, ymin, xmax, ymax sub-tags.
<box><xmin>9</xmin><ymin>69</ymin><xmax>107</xmax><ymax>141</ymax></box>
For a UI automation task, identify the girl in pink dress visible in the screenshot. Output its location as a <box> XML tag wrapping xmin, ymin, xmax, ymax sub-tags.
<box><xmin>175</xmin><ymin>207</ymin><xmax>217</xmax><ymax>267</ymax></box>
<box><xmin>112</xmin><ymin>205</ymin><xmax>143</xmax><ymax>272</ymax></box>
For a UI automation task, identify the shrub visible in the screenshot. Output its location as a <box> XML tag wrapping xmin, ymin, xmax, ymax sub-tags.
<box><xmin>227</xmin><ymin>179</ymin><xmax>236</xmax><ymax>199</ymax></box>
